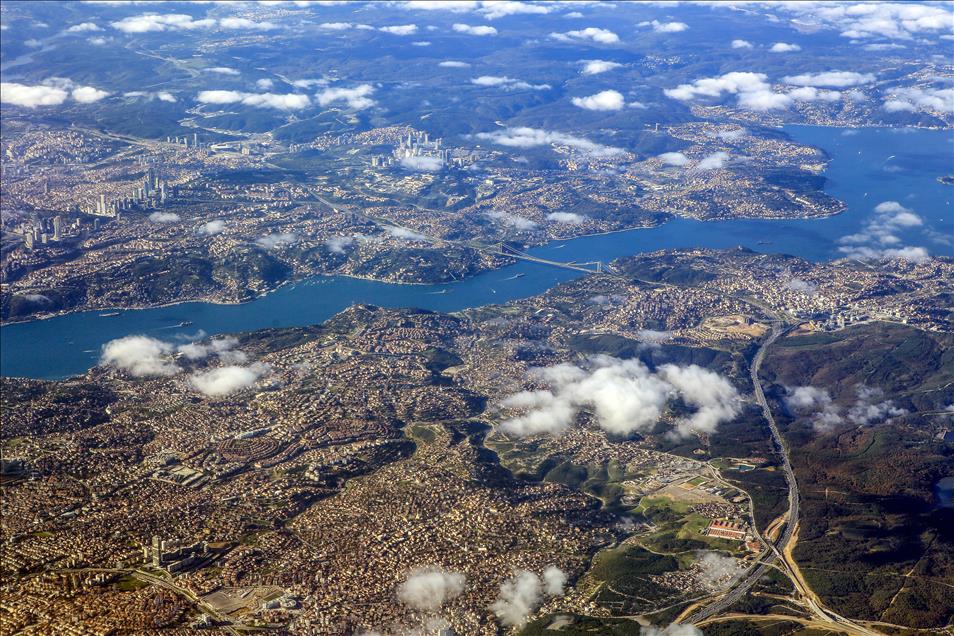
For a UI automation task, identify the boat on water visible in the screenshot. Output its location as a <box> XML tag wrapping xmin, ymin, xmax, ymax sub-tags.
<box><xmin>504</xmin><ymin>273</ymin><xmax>526</xmax><ymax>281</ymax></box>
<box><xmin>99</xmin><ymin>312</ymin><xmax>121</xmax><ymax>317</ymax></box>
<box><xmin>428</xmin><ymin>289</ymin><xmax>450</xmax><ymax>295</ymax></box>
<box><xmin>178</xmin><ymin>321</ymin><xmax>194</xmax><ymax>327</ymax></box>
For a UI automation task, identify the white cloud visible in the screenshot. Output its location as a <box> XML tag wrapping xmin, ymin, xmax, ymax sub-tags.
<box><xmin>866</xmin><ymin>42</ymin><xmax>908</xmax><ymax>50</ymax></box>
<box><xmin>178</xmin><ymin>336</ymin><xmax>246</xmax><ymax>364</ymax></box>
<box><xmin>490</xmin><ymin>567</ymin><xmax>565</xmax><ymax>627</ymax></box>
<box><xmin>846</xmin><ymin>89</ymin><xmax>869</xmax><ymax>102</ymax></box>
<box><xmin>67</xmin><ymin>22</ymin><xmax>102</xmax><ymax>32</ymax></box>
<box><xmin>235</xmin><ymin>92</ymin><xmax>309</xmax><ymax>110</ymax></box>
<box><xmin>453</xmin><ymin>23</ymin><xmax>496</xmax><ymax>35</ymax></box>
<box><xmin>256</xmin><ymin>232</ymin><xmax>297</xmax><ymax>249</ymax></box>
<box><xmin>1</xmin><ymin>83</ymin><xmax>69</xmax><ymax>108</ymax></box>
<box><xmin>848</xmin><ymin>385</ymin><xmax>906</xmax><ymax>426</ymax></box>
<box><xmin>665</xmin><ymin>71</ymin><xmax>768</xmax><ymax>101</ymax></box>
<box><xmin>542</xmin><ymin>566</ymin><xmax>566</xmax><ymax>597</ymax></box>
<box><xmin>325</xmin><ymin>236</ymin><xmax>354</xmax><ymax>253</ymax></box>
<box><xmin>786</xmin><ymin>384</ymin><xmax>906</xmax><ymax>433</ymax></box>
<box><xmin>884</xmin><ymin>99</ymin><xmax>916</xmax><ymax>113</ymax></box>
<box><xmin>499</xmin><ymin>356</ymin><xmax>740</xmax><ymax>439</ymax></box>
<box><xmin>785</xmin><ymin>385</ymin><xmax>832</xmax><ymax>411</ymax></box>
<box><xmin>580</xmin><ymin>60</ymin><xmax>622</xmax><ymax>75</ymax></box>
<box><xmin>547</xmin><ymin>212</ymin><xmax>585</xmax><ymax>224</ymax></box>
<box><xmin>666</xmin><ymin>72</ymin><xmax>801</xmax><ymax>112</ymax></box>
<box><xmin>658</xmin><ymin>151</ymin><xmax>689</xmax><ymax>167</ymax></box>
<box><xmin>380</xmin><ymin>24</ymin><xmax>418</xmax><ymax>35</ymax></box>
<box><xmin>784</xmin><ymin>278</ymin><xmax>817</xmax><ymax>294</ymax></box>
<box><xmin>490</xmin><ymin>570</ymin><xmax>541</xmax><ymax>627</ymax></box>
<box><xmin>101</xmin><ymin>335</ymin><xmax>179</xmax><ymax>377</ymax></box>
<box><xmin>219</xmin><ymin>16</ymin><xmax>276</xmax><ymax>30</ymax></box>
<box><xmin>397</xmin><ymin>567</ymin><xmax>466</xmax><ymax>612</ymax></box>
<box><xmin>788</xmin><ymin>86</ymin><xmax>841</xmax><ymax>103</ymax></box>
<box><xmin>2</xmin><ymin>79</ymin><xmax>110</xmax><ymax>107</ymax></box>
<box><xmin>256</xmin><ymin>78</ymin><xmax>274</xmax><ymax>90</ymax></box>
<box><xmin>110</xmin><ymin>13</ymin><xmax>274</xmax><ymax>33</ymax></box>
<box><xmin>755</xmin><ymin>2</ymin><xmax>953</xmax><ymax>41</ymax></box>
<box><xmin>638</xmin><ymin>329</ymin><xmax>673</xmax><ymax>343</ymax></box>
<box><xmin>400</xmin><ymin>155</ymin><xmax>443</xmax><ymax>171</ymax></box>
<box><xmin>731</xmin><ymin>39</ymin><xmax>753</xmax><ymax>49</ymax></box>
<box><xmin>385</xmin><ymin>226</ymin><xmax>428</xmax><ymax>241</ymax></box>
<box><xmin>782</xmin><ymin>71</ymin><xmax>876</xmax><ymax>87</ymax></box>
<box><xmin>315</xmin><ymin>84</ymin><xmax>376</xmax><ymax>110</ymax></box>
<box><xmin>695</xmin><ymin>151</ymin><xmax>729</xmax><ymax>171</ymax></box>
<box><xmin>651</xmin><ymin>20</ymin><xmax>688</xmax><ymax>33</ymax></box>
<box><xmin>198</xmin><ymin>90</ymin><xmax>311</xmax><ymax>110</ymax></box>
<box><xmin>411</xmin><ymin>40</ymin><xmax>431</xmax><ymax>46</ymax></box>
<box><xmin>551</xmin><ymin>27</ymin><xmax>619</xmax><ymax>44</ymax></box>
<box><xmin>291</xmin><ymin>78</ymin><xmax>327</xmax><ymax>89</ymax></box>
<box><xmin>470</xmin><ymin>76</ymin><xmax>550</xmax><ymax>90</ymax></box>
<box><xmin>190</xmin><ymin>362</ymin><xmax>270</xmax><ymax>397</ymax></box>
<box><xmin>882</xmin><ymin>87</ymin><xmax>954</xmax><ymax>115</ymax></box>
<box><xmin>110</xmin><ymin>13</ymin><xmax>213</xmax><ymax>33</ymax></box>
<box><xmin>571</xmin><ymin>89</ymin><xmax>624</xmax><ymax>111</ymax></box>
<box><xmin>149</xmin><ymin>211</ymin><xmax>181</xmax><ymax>223</ymax></box>
<box><xmin>205</xmin><ymin>66</ymin><xmax>240</xmax><ymax>75</ymax></box>
<box><xmin>769</xmin><ymin>42</ymin><xmax>801</xmax><ymax>52</ymax></box>
<box><xmin>738</xmin><ymin>90</ymin><xmax>793</xmax><ymax>111</ymax></box>
<box><xmin>125</xmin><ymin>90</ymin><xmax>176</xmax><ymax>102</ymax></box>
<box><xmin>479</xmin><ymin>1</ymin><xmax>550</xmax><ymax>19</ymax></box>
<box><xmin>838</xmin><ymin>200</ymin><xmax>929</xmax><ymax>263</ymax></box>
<box><xmin>475</xmin><ymin>127</ymin><xmax>623</xmax><ymax>158</ymax></box>
<box><xmin>400</xmin><ymin>0</ymin><xmax>479</xmax><ymax>11</ymax></box>
<box><xmin>486</xmin><ymin>210</ymin><xmax>538</xmax><ymax>231</ymax></box>
<box><xmin>198</xmin><ymin>220</ymin><xmax>225</xmax><ymax>235</ymax></box>
<box><xmin>317</xmin><ymin>21</ymin><xmax>360</xmax><ymax>30</ymax></box>
<box><xmin>439</xmin><ymin>60</ymin><xmax>471</xmax><ymax>68</ymax></box>
<box><xmin>658</xmin><ymin>364</ymin><xmax>740</xmax><ymax>438</ymax></box>
<box><xmin>88</xmin><ymin>36</ymin><xmax>109</xmax><ymax>45</ymax></box>
<box><xmin>696</xmin><ymin>552</ymin><xmax>741</xmax><ymax>591</ymax></box>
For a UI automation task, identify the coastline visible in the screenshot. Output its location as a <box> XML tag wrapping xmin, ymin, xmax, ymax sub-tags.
<box><xmin>0</xmin><ymin>206</ymin><xmax>847</xmax><ymax>328</ymax></box>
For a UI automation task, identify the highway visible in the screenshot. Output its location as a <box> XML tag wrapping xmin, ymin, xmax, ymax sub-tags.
<box><xmin>685</xmin><ymin>323</ymin><xmax>792</xmax><ymax>623</ymax></box>
<box><xmin>685</xmin><ymin>323</ymin><xmax>876</xmax><ymax>635</ymax></box>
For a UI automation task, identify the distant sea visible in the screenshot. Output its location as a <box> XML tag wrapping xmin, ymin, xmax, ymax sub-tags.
<box><xmin>2</xmin><ymin>126</ymin><xmax>952</xmax><ymax>379</ymax></box>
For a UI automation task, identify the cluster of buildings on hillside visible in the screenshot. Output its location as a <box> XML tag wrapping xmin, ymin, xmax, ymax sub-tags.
<box><xmin>83</xmin><ymin>166</ymin><xmax>176</xmax><ymax>218</ymax></box>
<box><xmin>369</xmin><ymin>130</ymin><xmax>472</xmax><ymax>169</ymax></box>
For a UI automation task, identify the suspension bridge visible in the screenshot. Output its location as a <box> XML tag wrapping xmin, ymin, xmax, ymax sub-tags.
<box><xmin>488</xmin><ymin>242</ymin><xmax>607</xmax><ymax>274</ymax></box>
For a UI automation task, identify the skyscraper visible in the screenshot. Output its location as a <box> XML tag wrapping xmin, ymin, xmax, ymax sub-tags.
<box><xmin>53</xmin><ymin>215</ymin><xmax>63</xmax><ymax>241</ymax></box>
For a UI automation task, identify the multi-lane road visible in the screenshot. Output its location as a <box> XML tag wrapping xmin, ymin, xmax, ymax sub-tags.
<box><xmin>684</xmin><ymin>323</ymin><xmax>876</xmax><ymax>635</ymax></box>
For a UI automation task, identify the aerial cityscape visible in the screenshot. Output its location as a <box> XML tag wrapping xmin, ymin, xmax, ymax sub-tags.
<box><xmin>0</xmin><ymin>1</ymin><xmax>952</xmax><ymax>635</ymax></box>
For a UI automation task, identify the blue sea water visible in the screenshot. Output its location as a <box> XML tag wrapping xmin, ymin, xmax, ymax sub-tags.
<box><xmin>2</xmin><ymin>125</ymin><xmax>952</xmax><ymax>379</ymax></box>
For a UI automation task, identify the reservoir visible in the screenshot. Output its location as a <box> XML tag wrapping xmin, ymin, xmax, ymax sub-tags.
<box><xmin>2</xmin><ymin>125</ymin><xmax>952</xmax><ymax>379</ymax></box>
